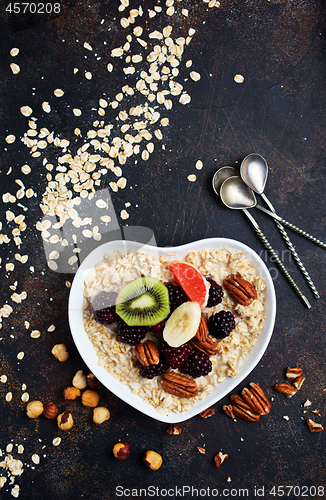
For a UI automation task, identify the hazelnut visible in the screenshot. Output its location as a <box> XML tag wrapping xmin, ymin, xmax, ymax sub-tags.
<box><xmin>51</xmin><ymin>343</ymin><xmax>69</xmax><ymax>362</ymax></box>
<box><xmin>43</xmin><ymin>402</ymin><xmax>58</xmax><ymax>420</ymax></box>
<box><xmin>81</xmin><ymin>389</ymin><xmax>100</xmax><ymax>407</ymax></box>
<box><xmin>26</xmin><ymin>400</ymin><xmax>44</xmax><ymax>419</ymax></box>
<box><xmin>143</xmin><ymin>450</ymin><xmax>163</xmax><ymax>470</ymax></box>
<box><xmin>93</xmin><ymin>407</ymin><xmax>110</xmax><ymax>424</ymax></box>
<box><xmin>63</xmin><ymin>386</ymin><xmax>81</xmax><ymax>400</ymax></box>
<box><xmin>113</xmin><ymin>442</ymin><xmax>130</xmax><ymax>461</ymax></box>
<box><xmin>72</xmin><ymin>370</ymin><xmax>87</xmax><ymax>390</ymax></box>
<box><xmin>57</xmin><ymin>411</ymin><xmax>74</xmax><ymax>431</ymax></box>
<box><xmin>87</xmin><ymin>373</ymin><xmax>102</xmax><ymax>390</ymax></box>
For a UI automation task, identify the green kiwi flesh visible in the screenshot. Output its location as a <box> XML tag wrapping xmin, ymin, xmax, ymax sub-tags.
<box><xmin>115</xmin><ymin>277</ymin><xmax>170</xmax><ymax>326</ymax></box>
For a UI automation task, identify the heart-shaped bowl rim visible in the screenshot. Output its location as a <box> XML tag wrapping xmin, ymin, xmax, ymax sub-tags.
<box><xmin>68</xmin><ymin>237</ymin><xmax>276</xmax><ymax>423</ymax></box>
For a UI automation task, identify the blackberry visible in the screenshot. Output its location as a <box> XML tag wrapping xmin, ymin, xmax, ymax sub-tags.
<box><xmin>181</xmin><ymin>351</ymin><xmax>212</xmax><ymax>378</ymax></box>
<box><xmin>208</xmin><ymin>310</ymin><xmax>236</xmax><ymax>339</ymax></box>
<box><xmin>161</xmin><ymin>340</ymin><xmax>191</xmax><ymax>369</ymax></box>
<box><xmin>116</xmin><ymin>320</ymin><xmax>147</xmax><ymax>345</ymax></box>
<box><xmin>139</xmin><ymin>360</ymin><xmax>169</xmax><ymax>379</ymax></box>
<box><xmin>206</xmin><ymin>278</ymin><xmax>224</xmax><ymax>307</ymax></box>
<box><xmin>92</xmin><ymin>291</ymin><xmax>118</xmax><ymax>324</ymax></box>
<box><xmin>166</xmin><ymin>284</ymin><xmax>188</xmax><ymax>312</ymax></box>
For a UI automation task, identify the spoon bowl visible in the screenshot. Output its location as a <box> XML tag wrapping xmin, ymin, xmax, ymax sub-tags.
<box><xmin>240</xmin><ymin>153</ymin><xmax>268</xmax><ymax>194</ymax></box>
<box><xmin>212</xmin><ymin>166</ymin><xmax>239</xmax><ymax>198</ymax></box>
<box><xmin>220</xmin><ymin>176</ymin><xmax>257</xmax><ymax>210</ymax></box>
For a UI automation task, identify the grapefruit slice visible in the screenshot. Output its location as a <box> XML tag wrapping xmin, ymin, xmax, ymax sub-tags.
<box><xmin>169</xmin><ymin>261</ymin><xmax>210</xmax><ymax>310</ymax></box>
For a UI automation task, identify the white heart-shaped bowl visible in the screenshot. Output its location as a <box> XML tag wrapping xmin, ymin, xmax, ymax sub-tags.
<box><xmin>68</xmin><ymin>238</ymin><xmax>276</xmax><ymax>423</ymax></box>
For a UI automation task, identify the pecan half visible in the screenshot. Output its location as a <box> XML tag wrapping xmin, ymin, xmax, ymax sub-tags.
<box><xmin>230</xmin><ymin>394</ymin><xmax>260</xmax><ymax>422</ymax></box>
<box><xmin>248</xmin><ymin>382</ymin><xmax>271</xmax><ymax>415</ymax></box>
<box><xmin>195</xmin><ymin>313</ymin><xmax>209</xmax><ymax>341</ymax></box>
<box><xmin>167</xmin><ymin>423</ymin><xmax>182</xmax><ymax>435</ymax></box>
<box><xmin>274</xmin><ymin>382</ymin><xmax>298</xmax><ymax>397</ymax></box>
<box><xmin>306</xmin><ymin>419</ymin><xmax>324</xmax><ymax>433</ymax></box>
<box><xmin>200</xmin><ymin>408</ymin><xmax>215</xmax><ymax>418</ymax></box>
<box><xmin>160</xmin><ymin>372</ymin><xmax>198</xmax><ymax>398</ymax></box>
<box><xmin>285</xmin><ymin>367</ymin><xmax>303</xmax><ymax>380</ymax></box>
<box><xmin>223</xmin><ymin>404</ymin><xmax>236</xmax><ymax>420</ymax></box>
<box><xmin>214</xmin><ymin>451</ymin><xmax>228</xmax><ymax>467</ymax></box>
<box><xmin>190</xmin><ymin>336</ymin><xmax>218</xmax><ymax>356</ymax></box>
<box><xmin>293</xmin><ymin>375</ymin><xmax>306</xmax><ymax>390</ymax></box>
<box><xmin>134</xmin><ymin>340</ymin><xmax>159</xmax><ymax>367</ymax></box>
<box><xmin>223</xmin><ymin>274</ymin><xmax>257</xmax><ymax>306</ymax></box>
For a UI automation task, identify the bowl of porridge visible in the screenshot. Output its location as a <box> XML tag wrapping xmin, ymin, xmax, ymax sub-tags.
<box><xmin>68</xmin><ymin>238</ymin><xmax>276</xmax><ymax>423</ymax></box>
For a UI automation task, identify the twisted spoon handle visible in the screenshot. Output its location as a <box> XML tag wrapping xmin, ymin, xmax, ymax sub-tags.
<box><xmin>243</xmin><ymin>209</ymin><xmax>311</xmax><ymax>309</ymax></box>
<box><xmin>256</xmin><ymin>205</ymin><xmax>326</xmax><ymax>249</ymax></box>
<box><xmin>260</xmin><ymin>193</ymin><xmax>320</xmax><ymax>299</ymax></box>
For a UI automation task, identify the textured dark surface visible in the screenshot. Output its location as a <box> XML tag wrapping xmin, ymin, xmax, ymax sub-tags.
<box><xmin>0</xmin><ymin>0</ymin><xmax>326</xmax><ymax>498</ymax></box>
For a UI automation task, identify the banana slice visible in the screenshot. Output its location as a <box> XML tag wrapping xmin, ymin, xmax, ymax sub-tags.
<box><xmin>163</xmin><ymin>301</ymin><xmax>201</xmax><ymax>348</ymax></box>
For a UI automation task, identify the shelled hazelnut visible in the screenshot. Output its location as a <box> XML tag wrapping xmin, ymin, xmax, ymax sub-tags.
<box><xmin>43</xmin><ymin>402</ymin><xmax>58</xmax><ymax>420</ymax></box>
<box><xmin>113</xmin><ymin>442</ymin><xmax>130</xmax><ymax>461</ymax></box>
<box><xmin>81</xmin><ymin>389</ymin><xmax>100</xmax><ymax>407</ymax></box>
<box><xmin>26</xmin><ymin>401</ymin><xmax>44</xmax><ymax>419</ymax></box>
<box><xmin>72</xmin><ymin>370</ymin><xmax>87</xmax><ymax>390</ymax></box>
<box><xmin>57</xmin><ymin>412</ymin><xmax>73</xmax><ymax>431</ymax></box>
<box><xmin>87</xmin><ymin>373</ymin><xmax>102</xmax><ymax>390</ymax></box>
<box><xmin>51</xmin><ymin>343</ymin><xmax>69</xmax><ymax>362</ymax></box>
<box><xmin>93</xmin><ymin>407</ymin><xmax>110</xmax><ymax>424</ymax></box>
<box><xmin>63</xmin><ymin>386</ymin><xmax>81</xmax><ymax>400</ymax></box>
<box><xmin>143</xmin><ymin>450</ymin><xmax>163</xmax><ymax>470</ymax></box>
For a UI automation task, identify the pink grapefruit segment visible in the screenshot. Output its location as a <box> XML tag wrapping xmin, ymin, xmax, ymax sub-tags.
<box><xmin>169</xmin><ymin>261</ymin><xmax>210</xmax><ymax>310</ymax></box>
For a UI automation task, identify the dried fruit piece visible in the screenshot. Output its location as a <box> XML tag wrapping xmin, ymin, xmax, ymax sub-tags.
<box><xmin>163</xmin><ymin>301</ymin><xmax>201</xmax><ymax>348</ymax></box>
<box><xmin>169</xmin><ymin>262</ymin><xmax>210</xmax><ymax>310</ymax></box>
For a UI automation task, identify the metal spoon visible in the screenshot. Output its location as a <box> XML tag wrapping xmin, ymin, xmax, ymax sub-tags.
<box><xmin>221</xmin><ymin>176</ymin><xmax>326</xmax><ymax>249</ymax></box>
<box><xmin>212</xmin><ymin>169</ymin><xmax>311</xmax><ymax>309</ymax></box>
<box><xmin>240</xmin><ymin>153</ymin><xmax>319</xmax><ymax>299</ymax></box>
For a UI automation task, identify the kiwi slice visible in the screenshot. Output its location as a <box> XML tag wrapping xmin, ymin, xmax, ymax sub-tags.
<box><xmin>115</xmin><ymin>277</ymin><xmax>170</xmax><ymax>326</ymax></box>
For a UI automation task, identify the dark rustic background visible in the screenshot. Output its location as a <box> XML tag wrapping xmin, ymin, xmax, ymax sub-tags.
<box><xmin>0</xmin><ymin>0</ymin><xmax>325</xmax><ymax>498</ymax></box>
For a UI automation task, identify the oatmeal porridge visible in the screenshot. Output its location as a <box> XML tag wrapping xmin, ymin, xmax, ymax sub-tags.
<box><xmin>82</xmin><ymin>248</ymin><xmax>266</xmax><ymax>415</ymax></box>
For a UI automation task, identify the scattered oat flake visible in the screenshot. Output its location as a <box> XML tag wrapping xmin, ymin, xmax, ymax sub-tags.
<box><xmin>1</xmin><ymin>375</ymin><xmax>7</xmax><ymax>383</ymax></box>
<box><xmin>83</xmin><ymin>42</ymin><xmax>93</xmax><ymax>51</ymax></box>
<box><xmin>120</xmin><ymin>209</ymin><xmax>129</xmax><ymax>220</ymax></box>
<box><xmin>21</xmin><ymin>393</ymin><xmax>29</xmax><ymax>402</ymax></box>
<box><xmin>85</xmin><ymin>71</ymin><xmax>92</xmax><ymax>80</ymax></box>
<box><xmin>187</xmin><ymin>174</ymin><xmax>197</xmax><ymax>182</ymax></box>
<box><xmin>42</xmin><ymin>101</ymin><xmax>51</xmax><ymax>113</ymax></box>
<box><xmin>17</xmin><ymin>352</ymin><xmax>24</xmax><ymax>360</ymax></box>
<box><xmin>10</xmin><ymin>63</ymin><xmax>20</xmax><ymax>74</ymax></box>
<box><xmin>54</xmin><ymin>89</ymin><xmax>64</xmax><ymax>97</ymax></box>
<box><xmin>31</xmin><ymin>330</ymin><xmax>41</xmax><ymax>338</ymax></box>
<box><xmin>73</xmin><ymin>108</ymin><xmax>82</xmax><ymax>116</ymax></box>
<box><xmin>10</xmin><ymin>48</ymin><xmax>19</xmax><ymax>57</ymax></box>
<box><xmin>196</xmin><ymin>160</ymin><xmax>203</xmax><ymax>170</ymax></box>
<box><xmin>52</xmin><ymin>437</ymin><xmax>61</xmax><ymax>446</ymax></box>
<box><xmin>5</xmin><ymin>392</ymin><xmax>12</xmax><ymax>402</ymax></box>
<box><xmin>68</xmin><ymin>256</ymin><xmax>78</xmax><ymax>265</ymax></box>
<box><xmin>47</xmin><ymin>324</ymin><xmax>56</xmax><ymax>332</ymax></box>
<box><xmin>190</xmin><ymin>71</ymin><xmax>201</xmax><ymax>81</ymax></box>
<box><xmin>20</xmin><ymin>106</ymin><xmax>33</xmax><ymax>117</ymax></box>
<box><xmin>31</xmin><ymin>454</ymin><xmax>40</xmax><ymax>465</ymax></box>
<box><xmin>47</xmin><ymin>260</ymin><xmax>58</xmax><ymax>271</ymax></box>
<box><xmin>5</xmin><ymin>135</ymin><xmax>16</xmax><ymax>144</ymax></box>
<box><xmin>234</xmin><ymin>74</ymin><xmax>244</xmax><ymax>83</ymax></box>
